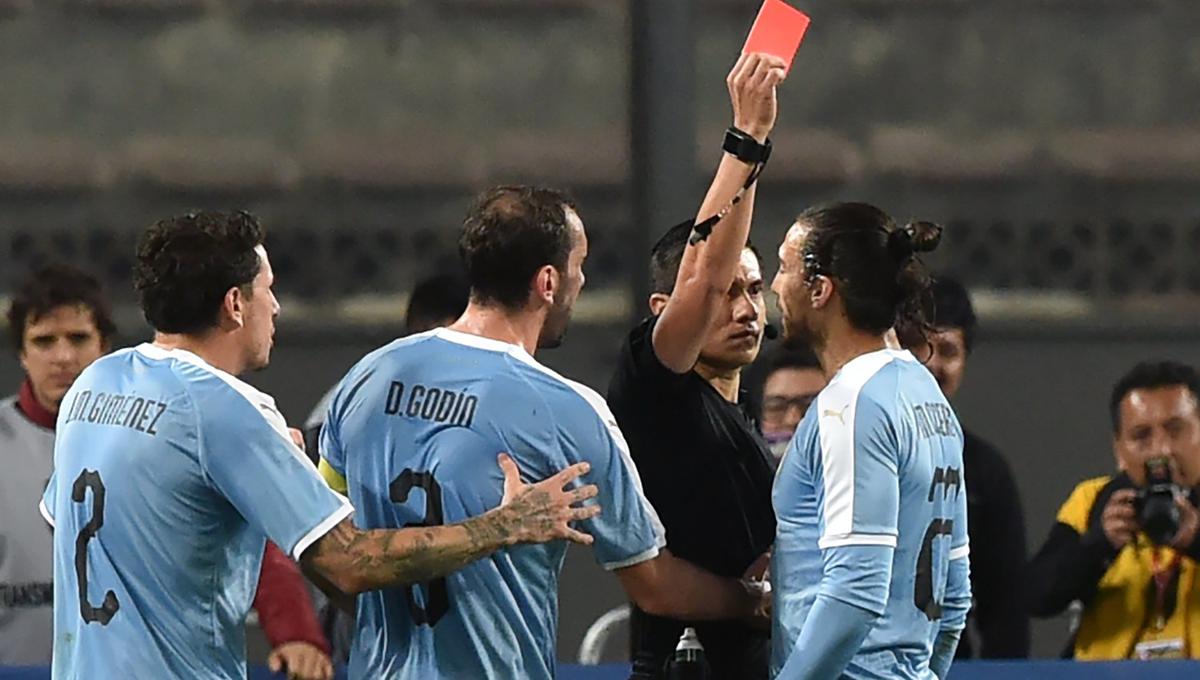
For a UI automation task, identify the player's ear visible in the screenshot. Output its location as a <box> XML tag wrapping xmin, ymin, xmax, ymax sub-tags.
<box><xmin>222</xmin><ymin>285</ymin><xmax>246</xmax><ymax>329</ymax></box>
<box><xmin>533</xmin><ymin>265</ymin><xmax>558</xmax><ymax>306</ymax></box>
<box><xmin>648</xmin><ymin>293</ymin><xmax>669</xmax><ymax>316</ymax></box>
<box><xmin>809</xmin><ymin>275</ymin><xmax>834</xmax><ymax>310</ymax></box>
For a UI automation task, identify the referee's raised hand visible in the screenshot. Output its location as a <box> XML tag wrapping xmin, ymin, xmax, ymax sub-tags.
<box><xmin>728</xmin><ymin>52</ymin><xmax>788</xmax><ymax>143</ymax></box>
<box><xmin>494</xmin><ymin>453</ymin><xmax>601</xmax><ymax>547</ymax></box>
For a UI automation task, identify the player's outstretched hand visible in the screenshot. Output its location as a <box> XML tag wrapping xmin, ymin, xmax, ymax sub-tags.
<box><xmin>727</xmin><ymin>52</ymin><xmax>788</xmax><ymax>143</ymax></box>
<box><xmin>495</xmin><ymin>453</ymin><xmax>601</xmax><ymax>547</ymax></box>
<box><xmin>267</xmin><ymin>641</ymin><xmax>333</xmax><ymax>680</ymax></box>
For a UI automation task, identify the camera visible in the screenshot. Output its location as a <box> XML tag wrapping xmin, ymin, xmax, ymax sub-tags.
<box><xmin>1134</xmin><ymin>457</ymin><xmax>1181</xmax><ymax>546</ymax></box>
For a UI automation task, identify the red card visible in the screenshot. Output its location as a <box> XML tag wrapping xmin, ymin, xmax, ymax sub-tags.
<box><xmin>742</xmin><ymin>0</ymin><xmax>811</xmax><ymax>74</ymax></box>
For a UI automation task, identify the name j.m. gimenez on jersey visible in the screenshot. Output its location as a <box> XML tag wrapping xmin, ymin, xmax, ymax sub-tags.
<box><xmin>61</xmin><ymin>389</ymin><xmax>168</xmax><ymax>436</ymax></box>
<box><xmin>384</xmin><ymin>381</ymin><xmax>478</xmax><ymax>427</ymax></box>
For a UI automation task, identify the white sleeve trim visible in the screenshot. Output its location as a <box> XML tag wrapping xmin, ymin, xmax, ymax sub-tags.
<box><xmin>818</xmin><ymin>533</ymin><xmax>897</xmax><ymax>549</ymax></box>
<box><xmin>949</xmin><ymin>544</ymin><xmax>970</xmax><ymax>561</ymax></box>
<box><xmin>39</xmin><ymin>498</ymin><xmax>55</xmax><ymax>529</ymax></box>
<box><xmin>291</xmin><ymin>502</ymin><xmax>354</xmax><ymax>561</ymax></box>
<box><xmin>601</xmin><ymin>536</ymin><xmax>665</xmax><ymax>571</ymax></box>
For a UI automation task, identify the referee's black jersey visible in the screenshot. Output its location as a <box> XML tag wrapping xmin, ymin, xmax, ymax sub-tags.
<box><xmin>607</xmin><ymin>316</ymin><xmax>776</xmax><ymax>680</ymax></box>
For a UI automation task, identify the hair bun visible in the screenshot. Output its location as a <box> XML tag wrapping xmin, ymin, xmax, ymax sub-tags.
<box><xmin>890</xmin><ymin>221</ymin><xmax>942</xmax><ymax>260</ymax></box>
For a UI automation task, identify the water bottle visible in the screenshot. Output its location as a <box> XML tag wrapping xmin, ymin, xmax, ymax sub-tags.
<box><xmin>665</xmin><ymin>627</ymin><xmax>710</xmax><ymax>680</ymax></box>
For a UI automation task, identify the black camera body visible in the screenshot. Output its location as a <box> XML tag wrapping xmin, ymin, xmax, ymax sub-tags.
<box><xmin>1134</xmin><ymin>457</ymin><xmax>1181</xmax><ymax>546</ymax></box>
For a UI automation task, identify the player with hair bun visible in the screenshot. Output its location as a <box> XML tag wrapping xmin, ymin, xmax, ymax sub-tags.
<box><xmin>768</xmin><ymin>203</ymin><xmax>970</xmax><ymax>679</ymax></box>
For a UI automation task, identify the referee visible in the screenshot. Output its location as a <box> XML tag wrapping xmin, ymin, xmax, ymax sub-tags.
<box><xmin>607</xmin><ymin>53</ymin><xmax>785</xmax><ymax>680</ymax></box>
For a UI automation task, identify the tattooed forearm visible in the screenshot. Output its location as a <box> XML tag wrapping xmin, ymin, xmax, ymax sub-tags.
<box><xmin>302</xmin><ymin>511</ymin><xmax>523</xmax><ymax>594</ymax></box>
<box><xmin>300</xmin><ymin>463</ymin><xmax>594</xmax><ymax>594</ymax></box>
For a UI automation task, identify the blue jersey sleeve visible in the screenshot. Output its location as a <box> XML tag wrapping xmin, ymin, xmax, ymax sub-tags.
<box><xmin>941</xmin><ymin>467</ymin><xmax>972</xmax><ymax>633</ymax></box>
<box><xmin>556</xmin><ymin>381</ymin><xmax>666</xmax><ymax>570</ymax></box>
<box><xmin>775</xmin><ymin>593</ymin><xmax>877</xmax><ymax>680</ymax></box>
<box><xmin>193</xmin><ymin>376</ymin><xmax>353</xmax><ymax>560</ymax></box>
<box><xmin>820</xmin><ymin>543</ymin><xmax>893</xmax><ymax>616</ymax></box>
<box><xmin>814</xmin><ymin>391</ymin><xmax>901</xmax><ymax>550</ymax></box>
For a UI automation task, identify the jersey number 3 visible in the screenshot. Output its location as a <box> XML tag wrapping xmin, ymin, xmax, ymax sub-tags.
<box><xmin>72</xmin><ymin>469</ymin><xmax>120</xmax><ymax>625</ymax></box>
<box><xmin>390</xmin><ymin>469</ymin><xmax>450</xmax><ymax>626</ymax></box>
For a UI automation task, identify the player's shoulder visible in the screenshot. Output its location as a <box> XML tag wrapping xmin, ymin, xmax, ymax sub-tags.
<box><xmin>823</xmin><ymin>349</ymin><xmax>911</xmax><ymax>411</ymax></box>
<box><xmin>133</xmin><ymin>344</ymin><xmax>280</xmax><ymax>419</ymax></box>
<box><xmin>511</xmin><ymin>354</ymin><xmax>615</xmax><ymax>423</ymax></box>
<box><xmin>341</xmin><ymin>330</ymin><xmax>440</xmax><ymax>377</ymax></box>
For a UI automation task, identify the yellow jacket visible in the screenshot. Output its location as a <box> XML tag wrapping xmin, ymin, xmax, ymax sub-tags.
<box><xmin>1055</xmin><ymin>476</ymin><xmax>1200</xmax><ymax>659</ymax></box>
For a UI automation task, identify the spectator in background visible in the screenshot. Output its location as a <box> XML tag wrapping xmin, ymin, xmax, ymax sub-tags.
<box><xmin>900</xmin><ymin>277</ymin><xmax>1030</xmax><ymax>659</ymax></box>
<box><xmin>1028</xmin><ymin>361</ymin><xmax>1200</xmax><ymax>660</ymax></box>
<box><xmin>0</xmin><ymin>264</ymin><xmax>114</xmax><ymax>664</ymax></box>
<box><xmin>0</xmin><ymin>264</ymin><xmax>333</xmax><ymax>679</ymax></box>
<box><xmin>302</xmin><ymin>271</ymin><xmax>470</xmax><ymax>662</ymax></box>
<box><xmin>758</xmin><ymin>346</ymin><xmax>824</xmax><ymax>463</ymax></box>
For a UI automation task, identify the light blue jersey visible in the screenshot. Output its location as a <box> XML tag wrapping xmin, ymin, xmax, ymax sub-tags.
<box><xmin>772</xmin><ymin>349</ymin><xmax>970</xmax><ymax>679</ymax></box>
<box><xmin>321</xmin><ymin>328</ymin><xmax>666</xmax><ymax>680</ymax></box>
<box><xmin>40</xmin><ymin>344</ymin><xmax>352</xmax><ymax>680</ymax></box>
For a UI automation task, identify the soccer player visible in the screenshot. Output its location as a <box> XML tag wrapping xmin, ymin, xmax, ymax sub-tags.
<box><xmin>39</xmin><ymin>211</ymin><xmax>600</xmax><ymax>680</ymax></box>
<box><xmin>319</xmin><ymin>185</ymin><xmax>769</xmax><ymax>679</ymax></box>
<box><xmin>768</xmin><ymin>203</ymin><xmax>971</xmax><ymax>679</ymax></box>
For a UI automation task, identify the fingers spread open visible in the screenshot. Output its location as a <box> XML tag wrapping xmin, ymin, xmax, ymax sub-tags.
<box><xmin>568</xmin><ymin>484</ymin><xmax>600</xmax><ymax>504</ymax></box>
<box><xmin>497</xmin><ymin>453</ymin><xmax>522</xmax><ymax>495</ymax></box>
<box><xmin>562</xmin><ymin>526</ymin><xmax>595</xmax><ymax>546</ymax></box>
<box><xmin>570</xmin><ymin>504</ymin><xmax>603</xmax><ymax>522</ymax></box>
<box><xmin>551</xmin><ymin>461</ymin><xmax>591</xmax><ymax>487</ymax></box>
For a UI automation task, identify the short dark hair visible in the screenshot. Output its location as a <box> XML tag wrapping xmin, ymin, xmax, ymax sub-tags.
<box><xmin>1109</xmin><ymin>360</ymin><xmax>1200</xmax><ymax>433</ymax></box>
<box><xmin>798</xmin><ymin>202</ymin><xmax>942</xmax><ymax>337</ymax></box>
<box><xmin>649</xmin><ymin>220</ymin><xmax>762</xmax><ymax>295</ymax></box>
<box><xmin>133</xmin><ymin>211</ymin><xmax>265</xmax><ymax>334</ymax></box>
<box><xmin>405</xmin><ymin>273</ymin><xmax>470</xmax><ymax>334</ymax></box>
<box><xmin>765</xmin><ymin>346</ymin><xmax>821</xmax><ymax>377</ymax></box>
<box><xmin>7</xmin><ymin>263</ymin><xmax>116</xmax><ymax>351</ymax></box>
<box><xmin>459</xmin><ymin>186</ymin><xmax>577</xmax><ymax>310</ymax></box>
<box><xmin>930</xmin><ymin>277</ymin><xmax>977</xmax><ymax>353</ymax></box>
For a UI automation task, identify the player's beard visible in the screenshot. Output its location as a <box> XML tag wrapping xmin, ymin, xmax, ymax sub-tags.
<box><xmin>782</xmin><ymin>306</ymin><xmax>822</xmax><ymax>352</ymax></box>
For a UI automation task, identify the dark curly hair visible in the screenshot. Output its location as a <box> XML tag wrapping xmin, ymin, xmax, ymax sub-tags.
<box><xmin>7</xmin><ymin>263</ymin><xmax>116</xmax><ymax>351</ymax></box>
<box><xmin>798</xmin><ymin>202</ymin><xmax>942</xmax><ymax>338</ymax></box>
<box><xmin>133</xmin><ymin>211</ymin><xmax>264</xmax><ymax>334</ymax></box>
<box><xmin>459</xmin><ymin>186</ymin><xmax>577</xmax><ymax>310</ymax></box>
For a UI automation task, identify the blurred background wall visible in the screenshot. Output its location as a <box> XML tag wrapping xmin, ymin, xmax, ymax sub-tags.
<box><xmin>2</xmin><ymin>0</ymin><xmax>1199</xmax><ymax>661</ymax></box>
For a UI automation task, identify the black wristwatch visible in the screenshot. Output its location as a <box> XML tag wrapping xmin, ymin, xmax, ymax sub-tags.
<box><xmin>723</xmin><ymin>126</ymin><xmax>772</xmax><ymax>164</ymax></box>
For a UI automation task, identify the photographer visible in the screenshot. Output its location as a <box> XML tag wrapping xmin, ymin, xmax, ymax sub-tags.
<box><xmin>1028</xmin><ymin>360</ymin><xmax>1200</xmax><ymax>660</ymax></box>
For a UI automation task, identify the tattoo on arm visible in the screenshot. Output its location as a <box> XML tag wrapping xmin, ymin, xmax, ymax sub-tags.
<box><xmin>301</xmin><ymin>511</ymin><xmax>520</xmax><ymax>594</ymax></box>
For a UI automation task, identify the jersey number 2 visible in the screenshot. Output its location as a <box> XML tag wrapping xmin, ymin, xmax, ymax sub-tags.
<box><xmin>390</xmin><ymin>469</ymin><xmax>450</xmax><ymax>626</ymax></box>
<box><xmin>72</xmin><ymin>469</ymin><xmax>120</xmax><ymax>625</ymax></box>
<box><xmin>913</xmin><ymin>518</ymin><xmax>953</xmax><ymax>620</ymax></box>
